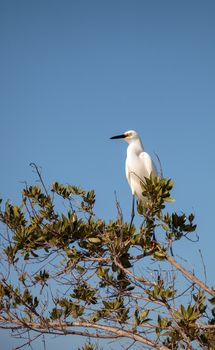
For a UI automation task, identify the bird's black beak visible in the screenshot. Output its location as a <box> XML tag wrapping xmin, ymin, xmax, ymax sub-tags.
<box><xmin>110</xmin><ymin>134</ymin><xmax>126</xmax><ymax>140</ymax></box>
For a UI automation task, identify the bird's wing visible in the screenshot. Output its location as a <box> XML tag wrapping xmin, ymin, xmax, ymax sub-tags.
<box><xmin>125</xmin><ymin>159</ymin><xmax>131</xmax><ymax>185</ymax></box>
<box><xmin>139</xmin><ymin>152</ymin><xmax>158</xmax><ymax>177</ymax></box>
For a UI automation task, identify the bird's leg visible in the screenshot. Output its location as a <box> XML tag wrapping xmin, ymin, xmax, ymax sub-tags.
<box><xmin>169</xmin><ymin>239</ymin><xmax>174</xmax><ymax>256</ymax></box>
<box><xmin>129</xmin><ymin>195</ymin><xmax>135</xmax><ymax>231</ymax></box>
<box><xmin>146</xmin><ymin>208</ymin><xmax>156</xmax><ymax>241</ymax></box>
<box><xmin>152</xmin><ymin>227</ymin><xmax>156</xmax><ymax>241</ymax></box>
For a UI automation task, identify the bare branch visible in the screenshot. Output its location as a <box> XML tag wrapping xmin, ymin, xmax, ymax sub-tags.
<box><xmin>114</xmin><ymin>258</ymin><xmax>156</xmax><ymax>287</ymax></box>
<box><xmin>2</xmin><ymin>317</ymin><xmax>171</xmax><ymax>350</ymax></box>
<box><xmin>166</xmin><ymin>255</ymin><xmax>215</xmax><ymax>296</ymax></box>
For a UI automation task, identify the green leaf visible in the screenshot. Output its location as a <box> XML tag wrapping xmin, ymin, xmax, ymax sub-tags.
<box><xmin>153</xmin><ymin>251</ymin><xmax>166</xmax><ymax>260</ymax></box>
<box><xmin>88</xmin><ymin>237</ymin><xmax>101</xmax><ymax>243</ymax></box>
<box><xmin>164</xmin><ymin>197</ymin><xmax>175</xmax><ymax>203</ymax></box>
<box><xmin>209</xmin><ymin>296</ymin><xmax>215</xmax><ymax>305</ymax></box>
<box><xmin>140</xmin><ymin>309</ymin><xmax>150</xmax><ymax>321</ymax></box>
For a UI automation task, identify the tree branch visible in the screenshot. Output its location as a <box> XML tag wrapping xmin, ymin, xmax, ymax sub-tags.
<box><xmin>0</xmin><ymin>317</ymin><xmax>170</xmax><ymax>350</ymax></box>
<box><xmin>166</xmin><ymin>256</ymin><xmax>215</xmax><ymax>296</ymax></box>
<box><xmin>114</xmin><ymin>258</ymin><xmax>156</xmax><ymax>287</ymax></box>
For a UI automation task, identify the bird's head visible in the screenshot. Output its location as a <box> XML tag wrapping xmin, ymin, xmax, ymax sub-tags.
<box><xmin>110</xmin><ymin>130</ymin><xmax>140</xmax><ymax>144</ymax></box>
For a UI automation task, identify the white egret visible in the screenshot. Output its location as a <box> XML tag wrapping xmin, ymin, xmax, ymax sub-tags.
<box><xmin>110</xmin><ymin>130</ymin><xmax>157</xmax><ymax>226</ymax></box>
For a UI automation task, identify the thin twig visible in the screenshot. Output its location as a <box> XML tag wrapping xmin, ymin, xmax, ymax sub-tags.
<box><xmin>30</xmin><ymin>163</ymin><xmax>49</xmax><ymax>196</ymax></box>
<box><xmin>166</xmin><ymin>255</ymin><xmax>215</xmax><ymax>296</ymax></box>
<box><xmin>113</xmin><ymin>258</ymin><xmax>156</xmax><ymax>287</ymax></box>
<box><xmin>198</xmin><ymin>249</ymin><xmax>207</xmax><ymax>285</ymax></box>
<box><xmin>154</xmin><ymin>153</ymin><xmax>163</xmax><ymax>178</ymax></box>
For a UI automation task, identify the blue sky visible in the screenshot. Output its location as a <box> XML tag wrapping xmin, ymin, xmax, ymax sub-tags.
<box><xmin>1</xmin><ymin>1</ymin><xmax>215</xmax><ymax>349</ymax></box>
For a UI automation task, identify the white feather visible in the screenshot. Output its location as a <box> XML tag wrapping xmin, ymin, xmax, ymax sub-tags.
<box><xmin>124</xmin><ymin>131</ymin><xmax>157</xmax><ymax>200</ymax></box>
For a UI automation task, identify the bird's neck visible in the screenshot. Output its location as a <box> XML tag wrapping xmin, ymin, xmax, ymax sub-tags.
<box><xmin>127</xmin><ymin>139</ymin><xmax>144</xmax><ymax>156</ymax></box>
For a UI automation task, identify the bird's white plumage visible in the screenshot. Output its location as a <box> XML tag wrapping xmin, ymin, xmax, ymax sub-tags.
<box><xmin>111</xmin><ymin>130</ymin><xmax>157</xmax><ymax>201</ymax></box>
<box><xmin>126</xmin><ymin>149</ymin><xmax>157</xmax><ymax>199</ymax></box>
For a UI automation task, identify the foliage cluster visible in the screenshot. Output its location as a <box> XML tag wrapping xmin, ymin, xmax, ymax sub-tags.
<box><xmin>0</xmin><ymin>170</ymin><xmax>214</xmax><ymax>350</ymax></box>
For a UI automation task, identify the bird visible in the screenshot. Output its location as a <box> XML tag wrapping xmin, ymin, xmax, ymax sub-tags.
<box><xmin>110</xmin><ymin>130</ymin><xmax>157</xmax><ymax>227</ymax></box>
